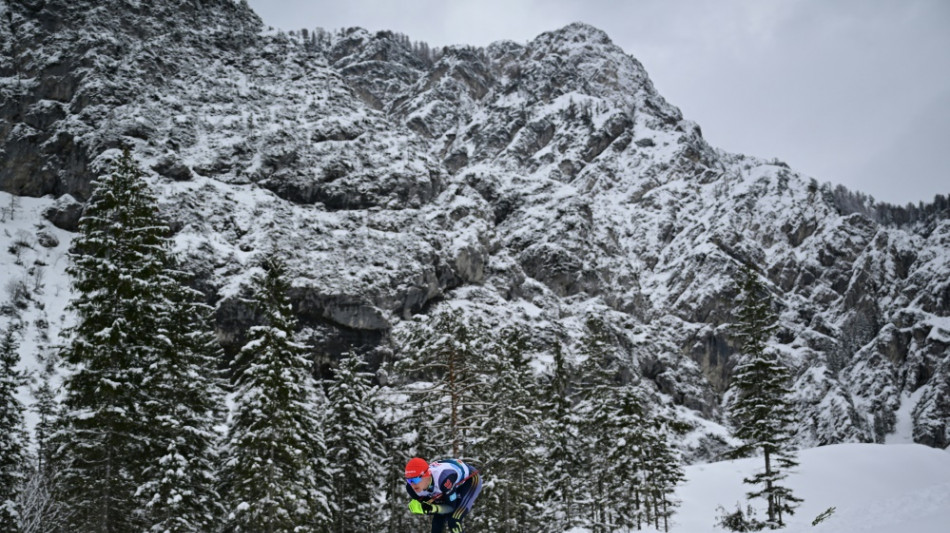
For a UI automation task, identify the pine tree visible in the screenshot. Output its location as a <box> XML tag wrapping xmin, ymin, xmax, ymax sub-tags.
<box><xmin>219</xmin><ymin>254</ymin><xmax>331</xmax><ymax>532</ymax></box>
<box><xmin>19</xmin><ymin>357</ymin><xmax>63</xmax><ymax>533</ymax></box>
<box><xmin>53</xmin><ymin>148</ymin><xmax>223</xmax><ymax>532</ymax></box>
<box><xmin>395</xmin><ymin>308</ymin><xmax>491</xmax><ymax>459</ymax></box>
<box><xmin>640</xmin><ymin>414</ymin><xmax>686</xmax><ymax>533</ymax></box>
<box><xmin>137</xmin><ymin>275</ymin><xmax>226</xmax><ymax>532</ymax></box>
<box><xmin>53</xmin><ymin>148</ymin><xmax>175</xmax><ymax>532</ymax></box>
<box><xmin>574</xmin><ymin>316</ymin><xmax>622</xmax><ymax>533</ymax></box>
<box><xmin>469</xmin><ymin>327</ymin><xmax>546</xmax><ymax>533</ymax></box>
<box><xmin>31</xmin><ymin>359</ymin><xmax>57</xmax><ymax>487</ymax></box>
<box><xmin>538</xmin><ymin>341</ymin><xmax>580</xmax><ymax>531</ymax></box>
<box><xmin>325</xmin><ymin>351</ymin><xmax>387</xmax><ymax>533</ymax></box>
<box><xmin>391</xmin><ymin>308</ymin><xmax>494</xmax><ymax>531</ymax></box>
<box><xmin>604</xmin><ymin>381</ymin><xmax>650</xmax><ymax>531</ymax></box>
<box><xmin>374</xmin><ymin>376</ymin><xmax>415</xmax><ymax>533</ymax></box>
<box><xmin>727</xmin><ymin>265</ymin><xmax>802</xmax><ymax>529</ymax></box>
<box><xmin>571</xmin><ymin>315</ymin><xmax>686</xmax><ymax>532</ymax></box>
<box><xmin>0</xmin><ymin>325</ymin><xmax>29</xmax><ymax>533</ymax></box>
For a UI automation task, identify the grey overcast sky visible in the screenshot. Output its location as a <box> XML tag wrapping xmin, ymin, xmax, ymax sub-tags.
<box><xmin>246</xmin><ymin>0</ymin><xmax>949</xmax><ymax>206</ymax></box>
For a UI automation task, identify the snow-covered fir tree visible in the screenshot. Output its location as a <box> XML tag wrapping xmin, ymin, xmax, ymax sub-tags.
<box><xmin>570</xmin><ymin>315</ymin><xmax>686</xmax><ymax>532</ymax></box>
<box><xmin>605</xmin><ymin>380</ymin><xmax>651</xmax><ymax>531</ymax></box>
<box><xmin>219</xmin><ymin>254</ymin><xmax>331</xmax><ymax>532</ymax></box>
<box><xmin>137</xmin><ymin>273</ymin><xmax>226</xmax><ymax>532</ymax></box>
<box><xmin>538</xmin><ymin>341</ymin><xmax>582</xmax><ymax>531</ymax></box>
<box><xmin>17</xmin><ymin>357</ymin><xmax>63</xmax><ymax>533</ymax></box>
<box><xmin>0</xmin><ymin>324</ymin><xmax>28</xmax><ymax>533</ymax></box>
<box><xmin>726</xmin><ymin>265</ymin><xmax>802</xmax><ymax>529</ymax></box>
<box><xmin>390</xmin><ymin>307</ymin><xmax>497</xmax><ymax>531</ymax></box>
<box><xmin>53</xmin><ymin>148</ymin><xmax>217</xmax><ymax>532</ymax></box>
<box><xmin>395</xmin><ymin>307</ymin><xmax>491</xmax><ymax>459</ymax></box>
<box><xmin>374</xmin><ymin>387</ymin><xmax>412</xmax><ymax>533</ymax></box>
<box><xmin>640</xmin><ymin>413</ymin><xmax>686</xmax><ymax>532</ymax></box>
<box><xmin>30</xmin><ymin>359</ymin><xmax>56</xmax><ymax>488</ymax></box>
<box><xmin>469</xmin><ymin>327</ymin><xmax>546</xmax><ymax>533</ymax></box>
<box><xmin>575</xmin><ymin>316</ymin><xmax>626</xmax><ymax>533</ymax></box>
<box><xmin>324</xmin><ymin>351</ymin><xmax>387</xmax><ymax>533</ymax></box>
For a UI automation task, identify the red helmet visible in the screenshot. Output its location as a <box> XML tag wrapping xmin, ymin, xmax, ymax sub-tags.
<box><xmin>405</xmin><ymin>457</ymin><xmax>429</xmax><ymax>478</ymax></box>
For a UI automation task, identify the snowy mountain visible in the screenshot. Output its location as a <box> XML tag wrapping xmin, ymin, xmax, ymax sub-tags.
<box><xmin>2</xmin><ymin>0</ymin><xmax>949</xmax><ymax>455</ymax></box>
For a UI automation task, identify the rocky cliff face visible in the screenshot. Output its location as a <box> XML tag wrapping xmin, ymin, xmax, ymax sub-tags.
<box><xmin>2</xmin><ymin>0</ymin><xmax>948</xmax><ymax>451</ymax></box>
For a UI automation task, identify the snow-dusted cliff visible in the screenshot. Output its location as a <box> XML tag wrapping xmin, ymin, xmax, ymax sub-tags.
<box><xmin>1</xmin><ymin>0</ymin><xmax>948</xmax><ymax>452</ymax></box>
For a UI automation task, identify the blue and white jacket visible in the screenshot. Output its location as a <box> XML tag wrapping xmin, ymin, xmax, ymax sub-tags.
<box><xmin>405</xmin><ymin>458</ymin><xmax>476</xmax><ymax>504</ymax></box>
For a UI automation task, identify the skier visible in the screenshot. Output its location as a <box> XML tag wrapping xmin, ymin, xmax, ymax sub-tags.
<box><xmin>404</xmin><ymin>456</ymin><xmax>482</xmax><ymax>533</ymax></box>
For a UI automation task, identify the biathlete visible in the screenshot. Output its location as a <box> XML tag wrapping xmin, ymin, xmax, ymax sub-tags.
<box><xmin>404</xmin><ymin>457</ymin><xmax>482</xmax><ymax>533</ymax></box>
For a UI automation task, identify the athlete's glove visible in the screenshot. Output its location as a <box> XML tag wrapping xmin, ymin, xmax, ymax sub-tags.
<box><xmin>408</xmin><ymin>500</ymin><xmax>436</xmax><ymax>515</ymax></box>
<box><xmin>448</xmin><ymin>522</ymin><xmax>463</xmax><ymax>533</ymax></box>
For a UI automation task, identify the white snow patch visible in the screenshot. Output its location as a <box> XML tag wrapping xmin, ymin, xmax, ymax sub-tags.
<box><xmin>568</xmin><ymin>443</ymin><xmax>950</xmax><ymax>533</ymax></box>
<box><xmin>886</xmin><ymin>386</ymin><xmax>928</xmax><ymax>444</ymax></box>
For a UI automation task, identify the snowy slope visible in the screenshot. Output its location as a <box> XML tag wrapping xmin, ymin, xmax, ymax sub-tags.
<box><xmin>0</xmin><ymin>192</ymin><xmax>74</xmax><ymax>432</ymax></box>
<box><xmin>567</xmin><ymin>443</ymin><xmax>950</xmax><ymax>532</ymax></box>
<box><xmin>680</xmin><ymin>444</ymin><xmax>950</xmax><ymax>533</ymax></box>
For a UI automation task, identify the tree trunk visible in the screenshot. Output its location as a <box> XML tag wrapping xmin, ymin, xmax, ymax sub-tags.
<box><xmin>449</xmin><ymin>348</ymin><xmax>459</xmax><ymax>457</ymax></box>
<box><xmin>764</xmin><ymin>449</ymin><xmax>775</xmax><ymax>525</ymax></box>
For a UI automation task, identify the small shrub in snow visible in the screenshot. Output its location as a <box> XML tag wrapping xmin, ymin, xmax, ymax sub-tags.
<box><xmin>811</xmin><ymin>506</ymin><xmax>836</xmax><ymax>526</ymax></box>
<box><xmin>715</xmin><ymin>503</ymin><xmax>765</xmax><ymax>531</ymax></box>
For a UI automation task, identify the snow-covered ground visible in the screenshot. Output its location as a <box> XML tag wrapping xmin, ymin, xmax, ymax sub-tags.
<box><xmin>885</xmin><ymin>388</ymin><xmax>927</xmax><ymax>444</ymax></box>
<box><xmin>0</xmin><ymin>192</ymin><xmax>74</xmax><ymax>435</ymax></box>
<box><xmin>569</xmin><ymin>443</ymin><xmax>950</xmax><ymax>533</ymax></box>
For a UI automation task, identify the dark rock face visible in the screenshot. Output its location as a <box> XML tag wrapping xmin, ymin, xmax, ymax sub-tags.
<box><xmin>518</xmin><ymin>242</ymin><xmax>597</xmax><ymax>298</ymax></box>
<box><xmin>295</xmin><ymin>289</ymin><xmax>390</xmax><ymax>332</ymax></box>
<box><xmin>152</xmin><ymin>153</ymin><xmax>193</xmax><ymax>182</ymax></box>
<box><xmin>213</xmin><ymin>295</ymin><xmax>260</xmax><ymax>358</ymax></box>
<box><xmin>42</xmin><ymin>194</ymin><xmax>83</xmax><ymax>231</ymax></box>
<box><xmin>4</xmin><ymin>3</ymin><xmax>950</xmax><ymax>450</ymax></box>
<box><xmin>914</xmin><ymin>354</ymin><xmax>950</xmax><ymax>448</ymax></box>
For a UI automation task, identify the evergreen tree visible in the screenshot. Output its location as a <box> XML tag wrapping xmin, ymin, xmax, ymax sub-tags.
<box><xmin>325</xmin><ymin>351</ymin><xmax>387</xmax><ymax>533</ymax></box>
<box><xmin>469</xmin><ymin>327</ymin><xmax>546</xmax><ymax>533</ymax></box>
<box><xmin>53</xmin><ymin>149</ymin><xmax>176</xmax><ymax>532</ymax></box>
<box><xmin>219</xmin><ymin>254</ymin><xmax>331</xmax><ymax>532</ymax></box>
<box><xmin>538</xmin><ymin>341</ymin><xmax>580</xmax><ymax>531</ymax></box>
<box><xmin>572</xmin><ymin>316</ymin><xmax>686</xmax><ymax>532</ymax></box>
<box><xmin>574</xmin><ymin>316</ymin><xmax>622</xmax><ymax>533</ymax></box>
<box><xmin>0</xmin><ymin>325</ymin><xmax>28</xmax><ymax>532</ymax></box>
<box><xmin>20</xmin><ymin>358</ymin><xmax>63</xmax><ymax>533</ymax></box>
<box><xmin>374</xmin><ymin>375</ymin><xmax>415</xmax><ymax>533</ymax></box>
<box><xmin>53</xmin><ymin>148</ymin><xmax>223</xmax><ymax>532</ymax></box>
<box><xmin>138</xmin><ymin>275</ymin><xmax>226</xmax><ymax>532</ymax></box>
<box><xmin>603</xmin><ymin>380</ymin><xmax>650</xmax><ymax>531</ymax></box>
<box><xmin>31</xmin><ymin>359</ymin><xmax>57</xmax><ymax>487</ymax></box>
<box><xmin>391</xmin><ymin>308</ymin><xmax>494</xmax><ymax>530</ymax></box>
<box><xmin>727</xmin><ymin>265</ymin><xmax>802</xmax><ymax>529</ymax></box>
<box><xmin>395</xmin><ymin>308</ymin><xmax>491</xmax><ymax>459</ymax></box>
<box><xmin>19</xmin><ymin>357</ymin><xmax>63</xmax><ymax>533</ymax></box>
<box><xmin>640</xmin><ymin>414</ymin><xmax>686</xmax><ymax>533</ymax></box>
